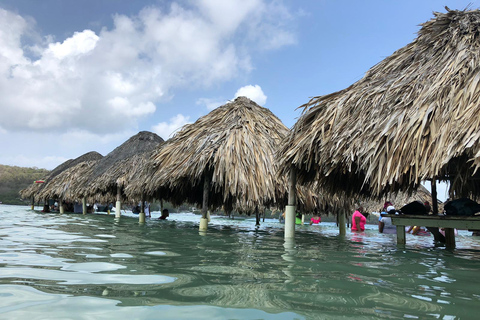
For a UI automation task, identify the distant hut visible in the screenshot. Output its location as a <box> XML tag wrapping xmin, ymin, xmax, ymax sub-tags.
<box><xmin>20</xmin><ymin>151</ymin><xmax>103</xmax><ymax>210</ymax></box>
<box><xmin>36</xmin><ymin>160</ymin><xmax>100</xmax><ymax>212</ymax></box>
<box><xmin>280</xmin><ymin>8</ymin><xmax>480</xmax><ymax>217</ymax></box>
<box><xmin>80</xmin><ymin>131</ymin><xmax>164</xmax><ymax>218</ymax></box>
<box><xmin>129</xmin><ymin>96</ymin><xmax>299</xmax><ymax>229</ymax></box>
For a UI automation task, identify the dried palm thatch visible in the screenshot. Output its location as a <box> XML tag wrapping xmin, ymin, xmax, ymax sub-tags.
<box><xmin>279</xmin><ymin>8</ymin><xmax>480</xmax><ymax>199</ymax></box>
<box><xmin>77</xmin><ymin>131</ymin><xmax>163</xmax><ymax>200</ymax></box>
<box><xmin>36</xmin><ymin>160</ymin><xmax>99</xmax><ymax>201</ymax></box>
<box><xmin>19</xmin><ymin>180</ymin><xmax>44</xmax><ymax>200</ymax></box>
<box><xmin>130</xmin><ymin>96</ymin><xmax>295</xmax><ymax>213</ymax></box>
<box><xmin>89</xmin><ymin>149</ymin><xmax>163</xmax><ymax>203</ymax></box>
<box><xmin>19</xmin><ymin>151</ymin><xmax>103</xmax><ymax>199</ymax></box>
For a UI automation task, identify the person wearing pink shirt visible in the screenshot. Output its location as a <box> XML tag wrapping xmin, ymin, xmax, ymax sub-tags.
<box><xmin>310</xmin><ymin>215</ymin><xmax>321</xmax><ymax>225</ymax></box>
<box><xmin>351</xmin><ymin>206</ymin><xmax>366</xmax><ymax>232</ymax></box>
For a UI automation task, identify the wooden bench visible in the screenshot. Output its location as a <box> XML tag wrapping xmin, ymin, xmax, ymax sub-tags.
<box><xmin>387</xmin><ymin>214</ymin><xmax>480</xmax><ymax>248</ymax></box>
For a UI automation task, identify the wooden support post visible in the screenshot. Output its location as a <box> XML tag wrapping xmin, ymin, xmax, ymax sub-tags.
<box><xmin>141</xmin><ymin>196</ymin><xmax>145</xmax><ymax>213</ymax></box>
<box><xmin>255</xmin><ymin>207</ymin><xmax>260</xmax><ymax>226</ymax></box>
<box><xmin>139</xmin><ymin>193</ymin><xmax>146</xmax><ymax>223</ymax></box>
<box><xmin>115</xmin><ymin>185</ymin><xmax>121</xmax><ymax>218</ymax></box>
<box><xmin>59</xmin><ymin>197</ymin><xmax>64</xmax><ymax>214</ymax></box>
<box><xmin>338</xmin><ymin>212</ymin><xmax>346</xmax><ymax>236</ymax></box>
<box><xmin>82</xmin><ymin>197</ymin><xmax>87</xmax><ymax>215</ymax></box>
<box><xmin>285</xmin><ymin>168</ymin><xmax>297</xmax><ymax>239</ymax></box>
<box><xmin>31</xmin><ymin>197</ymin><xmax>35</xmax><ymax>210</ymax></box>
<box><xmin>200</xmin><ymin>175</ymin><xmax>210</xmax><ymax>231</ymax></box>
<box><xmin>396</xmin><ymin>225</ymin><xmax>406</xmax><ymax>245</ymax></box>
<box><xmin>444</xmin><ymin>228</ymin><xmax>456</xmax><ymax>249</ymax></box>
<box><xmin>431</xmin><ymin>179</ymin><xmax>439</xmax><ymax>215</ymax></box>
<box><xmin>202</xmin><ymin>175</ymin><xmax>209</xmax><ymax>219</ymax></box>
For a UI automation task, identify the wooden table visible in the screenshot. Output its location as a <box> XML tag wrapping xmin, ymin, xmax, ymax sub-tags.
<box><xmin>387</xmin><ymin>214</ymin><xmax>480</xmax><ymax>248</ymax></box>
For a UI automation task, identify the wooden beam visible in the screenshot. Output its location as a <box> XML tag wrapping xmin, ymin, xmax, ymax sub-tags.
<box><xmin>288</xmin><ymin>168</ymin><xmax>297</xmax><ymax>206</ymax></box>
<box><xmin>390</xmin><ymin>215</ymin><xmax>480</xmax><ymax>230</ymax></box>
<box><xmin>139</xmin><ymin>193</ymin><xmax>146</xmax><ymax>223</ymax></box>
<box><xmin>200</xmin><ymin>174</ymin><xmax>210</xmax><ymax>231</ymax></box>
<box><xmin>338</xmin><ymin>212</ymin><xmax>346</xmax><ymax>236</ymax></box>
<box><xmin>202</xmin><ymin>175</ymin><xmax>210</xmax><ymax>219</ymax></box>
<box><xmin>431</xmin><ymin>179</ymin><xmax>439</xmax><ymax>215</ymax></box>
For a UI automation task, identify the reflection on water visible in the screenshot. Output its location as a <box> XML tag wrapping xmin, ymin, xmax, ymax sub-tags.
<box><xmin>1</xmin><ymin>205</ymin><xmax>480</xmax><ymax>319</ymax></box>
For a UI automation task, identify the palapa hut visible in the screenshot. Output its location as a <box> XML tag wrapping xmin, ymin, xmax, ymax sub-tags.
<box><xmin>129</xmin><ymin>96</ymin><xmax>304</xmax><ymax>229</ymax></box>
<box><xmin>89</xmin><ymin>149</ymin><xmax>165</xmax><ymax>222</ymax></box>
<box><xmin>280</xmin><ymin>8</ymin><xmax>480</xmax><ymax>215</ymax></box>
<box><xmin>79</xmin><ymin>131</ymin><xmax>163</xmax><ymax>218</ymax></box>
<box><xmin>36</xmin><ymin>160</ymin><xmax>101</xmax><ymax>212</ymax></box>
<box><xmin>20</xmin><ymin>151</ymin><xmax>103</xmax><ymax>211</ymax></box>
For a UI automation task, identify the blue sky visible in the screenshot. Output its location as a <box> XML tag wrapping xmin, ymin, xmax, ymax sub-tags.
<box><xmin>0</xmin><ymin>0</ymin><xmax>476</xmax><ymax>200</ymax></box>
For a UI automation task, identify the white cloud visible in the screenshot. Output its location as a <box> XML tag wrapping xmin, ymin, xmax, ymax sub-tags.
<box><xmin>0</xmin><ymin>2</ymin><xmax>295</xmax><ymax>135</ymax></box>
<box><xmin>197</xmin><ymin>0</ymin><xmax>260</xmax><ymax>35</ymax></box>
<box><xmin>46</xmin><ymin>30</ymin><xmax>99</xmax><ymax>60</ymax></box>
<box><xmin>197</xmin><ymin>97</ymin><xmax>226</xmax><ymax>111</ymax></box>
<box><xmin>0</xmin><ymin>129</ymin><xmax>135</xmax><ymax>170</ymax></box>
<box><xmin>198</xmin><ymin>84</ymin><xmax>267</xmax><ymax>111</ymax></box>
<box><xmin>152</xmin><ymin>114</ymin><xmax>192</xmax><ymax>139</ymax></box>
<box><xmin>234</xmin><ymin>85</ymin><xmax>267</xmax><ymax>105</ymax></box>
<box><xmin>0</xmin><ymin>9</ymin><xmax>30</xmax><ymax>72</ymax></box>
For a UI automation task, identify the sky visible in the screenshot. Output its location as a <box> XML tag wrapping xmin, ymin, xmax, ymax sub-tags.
<box><xmin>1</xmin><ymin>0</ymin><xmax>478</xmax><ymax>201</ymax></box>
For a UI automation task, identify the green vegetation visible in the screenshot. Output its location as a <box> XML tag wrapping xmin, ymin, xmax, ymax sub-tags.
<box><xmin>0</xmin><ymin>165</ymin><xmax>50</xmax><ymax>205</ymax></box>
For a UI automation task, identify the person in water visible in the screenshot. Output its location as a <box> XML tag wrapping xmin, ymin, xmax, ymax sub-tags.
<box><xmin>295</xmin><ymin>213</ymin><xmax>303</xmax><ymax>225</ymax></box>
<box><xmin>351</xmin><ymin>206</ymin><xmax>367</xmax><ymax>232</ymax></box>
<box><xmin>145</xmin><ymin>202</ymin><xmax>151</xmax><ymax>218</ymax></box>
<box><xmin>379</xmin><ymin>204</ymin><xmax>396</xmax><ymax>234</ymax></box>
<box><xmin>310</xmin><ymin>214</ymin><xmax>321</xmax><ymax>225</ymax></box>
<box><xmin>159</xmin><ymin>209</ymin><xmax>169</xmax><ymax>220</ymax></box>
<box><xmin>379</xmin><ymin>213</ymin><xmax>396</xmax><ymax>234</ymax></box>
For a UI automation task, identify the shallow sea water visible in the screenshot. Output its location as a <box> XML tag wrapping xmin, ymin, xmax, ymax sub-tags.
<box><xmin>1</xmin><ymin>204</ymin><xmax>480</xmax><ymax>319</ymax></box>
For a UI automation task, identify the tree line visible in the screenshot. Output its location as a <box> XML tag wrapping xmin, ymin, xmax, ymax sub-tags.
<box><xmin>0</xmin><ymin>164</ymin><xmax>50</xmax><ymax>205</ymax></box>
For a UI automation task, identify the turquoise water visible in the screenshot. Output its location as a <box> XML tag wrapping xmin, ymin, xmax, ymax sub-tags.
<box><xmin>1</xmin><ymin>205</ymin><xmax>480</xmax><ymax>319</ymax></box>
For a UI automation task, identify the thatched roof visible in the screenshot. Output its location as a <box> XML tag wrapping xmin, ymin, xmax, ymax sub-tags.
<box><xmin>19</xmin><ymin>151</ymin><xmax>103</xmax><ymax>199</ymax></box>
<box><xmin>79</xmin><ymin>131</ymin><xmax>163</xmax><ymax>199</ymax></box>
<box><xmin>90</xmin><ymin>131</ymin><xmax>163</xmax><ymax>181</ymax></box>
<box><xmin>89</xmin><ymin>149</ymin><xmax>163</xmax><ymax>202</ymax></box>
<box><xmin>280</xmin><ymin>8</ymin><xmax>480</xmax><ymax>199</ymax></box>
<box><xmin>50</xmin><ymin>151</ymin><xmax>103</xmax><ymax>179</ymax></box>
<box><xmin>36</xmin><ymin>160</ymin><xmax>99</xmax><ymax>201</ymax></box>
<box><xmin>129</xmin><ymin>96</ymin><xmax>294</xmax><ymax>212</ymax></box>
